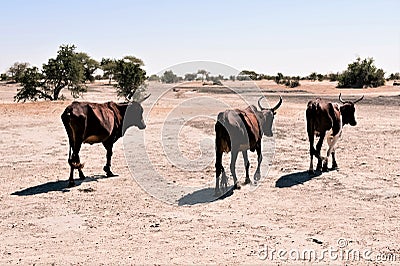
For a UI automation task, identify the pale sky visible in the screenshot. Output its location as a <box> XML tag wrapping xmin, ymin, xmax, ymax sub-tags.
<box><xmin>1</xmin><ymin>0</ymin><xmax>399</xmax><ymax>77</ymax></box>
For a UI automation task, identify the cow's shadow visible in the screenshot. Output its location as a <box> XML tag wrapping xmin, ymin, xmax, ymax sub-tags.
<box><xmin>178</xmin><ymin>186</ymin><xmax>234</xmax><ymax>206</ymax></box>
<box><xmin>275</xmin><ymin>171</ymin><xmax>321</xmax><ymax>188</ymax></box>
<box><xmin>11</xmin><ymin>175</ymin><xmax>110</xmax><ymax>196</ymax></box>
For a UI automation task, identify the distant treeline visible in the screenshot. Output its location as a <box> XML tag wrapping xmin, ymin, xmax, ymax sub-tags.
<box><xmin>147</xmin><ymin>57</ymin><xmax>398</xmax><ymax>89</ymax></box>
<box><xmin>1</xmin><ymin>44</ymin><xmax>399</xmax><ymax>102</ymax></box>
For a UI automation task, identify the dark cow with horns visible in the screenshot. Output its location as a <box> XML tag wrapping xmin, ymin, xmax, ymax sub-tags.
<box><xmin>215</xmin><ymin>96</ymin><xmax>282</xmax><ymax>195</ymax></box>
<box><xmin>306</xmin><ymin>93</ymin><xmax>364</xmax><ymax>174</ymax></box>
<box><xmin>61</xmin><ymin>99</ymin><xmax>148</xmax><ymax>187</ymax></box>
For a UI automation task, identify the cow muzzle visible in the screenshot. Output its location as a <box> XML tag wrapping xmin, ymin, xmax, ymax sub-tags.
<box><xmin>137</xmin><ymin>120</ymin><xmax>146</xmax><ymax>129</ymax></box>
<box><xmin>265</xmin><ymin>131</ymin><xmax>273</xmax><ymax>137</ymax></box>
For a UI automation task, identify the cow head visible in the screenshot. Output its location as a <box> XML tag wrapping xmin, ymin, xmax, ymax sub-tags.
<box><xmin>339</xmin><ymin>93</ymin><xmax>364</xmax><ymax>126</ymax></box>
<box><xmin>257</xmin><ymin>96</ymin><xmax>283</xmax><ymax>137</ymax></box>
<box><xmin>128</xmin><ymin>101</ymin><xmax>146</xmax><ymax>129</ymax></box>
<box><xmin>120</xmin><ymin>98</ymin><xmax>149</xmax><ymax>134</ymax></box>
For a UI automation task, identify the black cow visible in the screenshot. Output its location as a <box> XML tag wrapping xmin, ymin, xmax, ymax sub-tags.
<box><xmin>61</xmin><ymin>100</ymin><xmax>147</xmax><ymax>187</ymax></box>
<box><xmin>215</xmin><ymin>96</ymin><xmax>282</xmax><ymax>195</ymax></box>
<box><xmin>306</xmin><ymin>93</ymin><xmax>364</xmax><ymax>174</ymax></box>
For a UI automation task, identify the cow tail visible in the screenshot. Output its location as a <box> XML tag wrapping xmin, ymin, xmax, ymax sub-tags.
<box><xmin>68</xmin><ymin>144</ymin><xmax>72</xmax><ymax>166</ymax></box>
<box><xmin>215</xmin><ymin>114</ymin><xmax>230</xmax><ymax>153</ymax></box>
<box><xmin>306</xmin><ymin>101</ymin><xmax>316</xmax><ymax>133</ymax></box>
<box><xmin>62</xmin><ymin>108</ymin><xmax>84</xmax><ymax>170</ymax></box>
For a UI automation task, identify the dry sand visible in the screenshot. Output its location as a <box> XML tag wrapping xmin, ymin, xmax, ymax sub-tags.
<box><xmin>0</xmin><ymin>80</ymin><xmax>399</xmax><ymax>264</ymax></box>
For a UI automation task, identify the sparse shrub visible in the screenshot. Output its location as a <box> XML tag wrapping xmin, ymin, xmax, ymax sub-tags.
<box><xmin>184</xmin><ymin>73</ymin><xmax>197</xmax><ymax>81</ymax></box>
<box><xmin>317</xmin><ymin>74</ymin><xmax>325</xmax><ymax>82</ymax></box>
<box><xmin>327</xmin><ymin>72</ymin><xmax>339</xmax><ymax>82</ymax></box>
<box><xmin>161</xmin><ymin>70</ymin><xmax>179</xmax><ymax>83</ymax></box>
<box><xmin>387</xmin><ymin>73</ymin><xmax>400</xmax><ymax>80</ymax></box>
<box><xmin>148</xmin><ymin>74</ymin><xmax>160</xmax><ymax>82</ymax></box>
<box><xmin>338</xmin><ymin>57</ymin><xmax>385</xmax><ymax>88</ymax></box>
<box><xmin>309</xmin><ymin>72</ymin><xmax>317</xmax><ymax>81</ymax></box>
<box><xmin>236</xmin><ymin>75</ymin><xmax>251</xmax><ymax>81</ymax></box>
<box><xmin>239</xmin><ymin>70</ymin><xmax>258</xmax><ymax>80</ymax></box>
<box><xmin>7</xmin><ymin>62</ymin><xmax>30</xmax><ymax>83</ymax></box>
<box><xmin>274</xmin><ymin>73</ymin><xmax>284</xmax><ymax>84</ymax></box>
<box><xmin>289</xmin><ymin>79</ymin><xmax>300</xmax><ymax>88</ymax></box>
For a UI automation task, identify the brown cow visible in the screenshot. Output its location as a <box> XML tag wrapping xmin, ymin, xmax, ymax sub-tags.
<box><xmin>61</xmin><ymin>100</ymin><xmax>147</xmax><ymax>187</ymax></box>
<box><xmin>215</xmin><ymin>96</ymin><xmax>282</xmax><ymax>195</ymax></box>
<box><xmin>306</xmin><ymin>93</ymin><xmax>364</xmax><ymax>174</ymax></box>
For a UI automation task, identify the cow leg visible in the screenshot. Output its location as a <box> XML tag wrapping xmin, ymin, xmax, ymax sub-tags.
<box><xmin>308</xmin><ymin>132</ymin><xmax>316</xmax><ymax>174</ymax></box>
<box><xmin>68</xmin><ymin>142</ymin><xmax>85</xmax><ymax>187</ymax></box>
<box><xmin>103</xmin><ymin>143</ymin><xmax>115</xmax><ymax>177</ymax></box>
<box><xmin>68</xmin><ymin>166</ymin><xmax>74</xmax><ymax>186</ymax></box>
<box><xmin>315</xmin><ymin>132</ymin><xmax>326</xmax><ymax>172</ymax></box>
<box><xmin>254</xmin><ymin>144</ymin><xmax>263</xmax><ymax>182</ymax></box>
<box><xmin>230</xmin><ymin>150</ymin><xmax>240</xmax><ymax>189</ymax></box>
<box><xmin>215</xmin><ymin>151</ymin><xmax>225</xmax><ymax>196</ymax></box>
<box><xmin>325</xmin><ymin>133</ymin><xmax>339</xmax><ymax>171</ymax></box>
<box><xmin>242</xmin><ymin>151</ymin><xmax>251</xmax><ymax>185</ymax></box>
<box><xmin>331</xmin><ymin>152</ymin><xmax>338</xmax><ymax>169</ymax></box>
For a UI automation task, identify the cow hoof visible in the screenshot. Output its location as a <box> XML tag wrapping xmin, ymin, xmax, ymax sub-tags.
<box><xmin>103</xmin><ymin>166</ymin><xmax>116</xmax><ymax>177</ymax></box>
<box><xmin>308</xmin><ymin>170</ymin><xmax>315</xmax><ymax>175</ymax></box>
<box><xmin>331</xmin><ymin>164</ymin><xmax>338</xmax><ymax>170</ymax></box>
<box><xmin>322</xmin><ymin>165</ymin><xmax>328</xmax><ymax>172</ymax></box>
<box><xmin>106</xmin><ymin>171</ymin><xmax>115</xmax><ymax>177</ymax></box>
<box><xmin>244</xmin><ymin>178</ymin><xmax>252</xmax><ymax>185</ymax></box>
<box><xmin>67</xmin><ymin>181</ymin><xmax>75</xmax><ymax>188</ymax></box>
<box><xmin>79</xmin><ymin>173</ymin><xmax>86</xmax><ymax>180</ymax></box>
<box><xmin>253</xmin><ymin>173</ymin><xmax>261</xmax><ymax>182</ymax></box>
<box><xmin>233</xmin><ymin>183</ymin><xmax>241</xmax><ymax>190</ymax></box>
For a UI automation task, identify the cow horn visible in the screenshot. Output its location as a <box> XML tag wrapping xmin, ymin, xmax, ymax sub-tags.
<box><xmin>353</xmin><ymin>95</ymin><xmax>364</xmax><ymax>104</ymax></box>
<box><xmin>138</xmin><ymin>94</ymin><xmax>151</xmax><ymax>103</ymax></box>
<box><xmin>271</xmin><ymin>95</ymin><xmax>283</xmax><ymax>112</ymax></box>
<box><xmin>339</xmin><ymin>93</ymin><xmax>346</xmax><ymax>104</ymax></box>
<box><xmin>258</xmin><ymin>96</ymin><xmax>267</xmax><ymax>110</ymax></box>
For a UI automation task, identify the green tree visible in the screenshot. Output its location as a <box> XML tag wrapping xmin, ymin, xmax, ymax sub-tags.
<box><xmin>239</xmin><ymin>70</ymin><xmax>258</xmax><ymax>80</ymax></box>
<box><xmin>14</xmin><ymin>67</ymin><xmax>48</xmax><ymax>102</ymax></box>
<box><xmin>77</xmin><ymin>52</ymin><xmax>99</xmax><ymax>82</ymax></box>
<box><xmin>161</xmin><ymin>70</ymin><xmax>179</xmax><ymax>83</ymax></box>
<box><xmin>317</xmin><ymin>74</ymin><xmax>325</xmax><ymax>82</ymax></box>
<box><xmin>388</xmin><ymin>72</ymin><xmax>400</xmax><ymax>80</ymax></box>
<box><xmin>100</xmin><ymin>58</ymin><xmax>117</xmax><ymax>84</ymax></box>
<box><xmin>327</xmin><ymin>72</ymin><xmax>339</xmax><ymax>82</ymax></box>
<box><xmin>7</xmin><ymin>62</ymin><xmax>30</xmax><ymax>83</ymax></box>
<box><xmin>197</xmin><ymin>69</ymin><xmax>209</xmax><ymax>82</ymax></box>
<box><xmin>338</xmin><ymin>57</ymin><xmax>385</xmax><ymax>88</ymax></box>
<box><xmin>148</xmin><ymin>74</ymin><xmax>160</xmax><ymax>82</ymax></box>
<box><xmin>113</xmin><ymin>57</ymin><xmax>147</xmax><ymax>101</ymax></box>
<box><xmin>42</xmin><ymin>45</ymin><xmax>86</xmax><ymax>100</ymax></box>
<box><xmin>184</xmin><ymin>73</ymin><xmax>197</xmax><ymax>81</ymax></box>
<box><xmin>275</xmin><ymin>72</ymin><xmax>284</xmax><ymax>84</ymax></box>
<box><xmin>309</xmin><ymin>72</ymin><xmax>317</xmax><ymax>81</ymax></box>
<box><xmin>15</xmin><ymin>45</ymin><xmax>87</xmax><ymax>102</ymax></box>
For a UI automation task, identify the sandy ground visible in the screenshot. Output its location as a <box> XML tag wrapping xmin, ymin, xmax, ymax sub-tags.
<box><xmin>0</xmin><ymin>80</ymin><xmax>399</xmax><ymax>265</ymax></box>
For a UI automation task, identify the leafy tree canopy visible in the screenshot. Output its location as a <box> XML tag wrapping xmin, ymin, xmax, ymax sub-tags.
<box><xmin>15</xmin><ymin>45</ymin><xmax>89</xmax><ymax>102</ymax></box>
<box><xmin>338</xmin><ymin>57</ymin><xmax>385</xmax><ymax>88</ymax></box>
